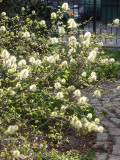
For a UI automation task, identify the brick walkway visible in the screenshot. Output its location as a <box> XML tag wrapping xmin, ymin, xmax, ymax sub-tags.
<box><xmin>90</xmin><ymin>80</ymin><xmax>120</xmax><ymax>160</ymax></box>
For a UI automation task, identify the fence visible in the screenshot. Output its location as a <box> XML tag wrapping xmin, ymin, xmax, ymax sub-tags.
<box><xmin>45</xmin><ymin>0</ymin><xmax>120</xmax><ymax>46</ymax></box>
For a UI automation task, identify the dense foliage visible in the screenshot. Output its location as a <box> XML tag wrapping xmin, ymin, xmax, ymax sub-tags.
<box><xmin>0</xmin><ymin>1</ymin><xmax>120</xmax><ymax>159</ymax></box>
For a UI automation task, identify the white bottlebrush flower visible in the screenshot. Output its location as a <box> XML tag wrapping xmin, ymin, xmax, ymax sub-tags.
<box><xmin>56</xmin><ymin>92</ymin><xmax>64</xmax><ymax>99</ymax></box>
<box><xmin>87</xmin><ymin>113</ymin><xmax>92</xmax><ymax>119</ymax></box>
<box><xmin>61</xmin><ymin>105</ymin><xmax>67</xmax><ymax>111</ymax></box>
<box><xmin>73</xmin><ymin>89</ymin><xmax>81</xmax><ymax>97</ymax></box>
<box><xmin>82</xmin><ymin>72</ymin><xmax>86</xmax><ymax>78</ymax></box>
<box><xmin>101</xmin><ymin>58</ymin><xmax>109</xmax><ymax>64</ymax></box>
<box><xmin>19</xmin><ymin>69</ymin><xmax>29</xmax><ymax>79</ymax></box>
<box><xmin>1</xmin><ymin>49</ymin><xmax>9</xmax><ymax>59</ymax></box>
<box><xmin>4</xmin><ymin>59</ymin><xmax>11</xmax><ymax>68</ymax></box>
<box><xmin>71</xmin><ymin>116</ymin><xmax>78</xmax><ymax>125</ymax></box>
<box><xmin>40</xmin><ymin>20</ymin><xmax>46</xmax><ymax>26</ymax></box>
<box><xmin>61</xmin><ymin>79</ymin><xmax>66</xmax><ymax>83</ymax></box>
<box><xmin>109</xmin><ymin>58</ymin><xmax>115</xmax><ymax>63</ymax></box>
<box><xmin>51</xmin><ymin>37</ymin><xmax>58</xmax><ymax>44</ymax></box>
<box><xmin>35</xmin><ymin>59</ymin><xmax>41</xmax><ymax>66</ymax></box>
<box><xmin>116</xmin><ymin>86</ymin><xmax>120</xmax><ymax>91</ymax></box>
<box><xmin>18</xmin><ymin>59</ymin><xmax>26</xmax><ymax>67</ymax></box>
<box><xmin>7</xmin><ymin>125</ymin><xmax>18</xmax><ymax>134</ymax></box>
<box><xmin>58</xmin><ymin>26</ymin><xmax>65</xmax><ymax>34</ymax></box>
<box><xmin>54</xmin><ymin>54</ymin><xmax>60</xmax><ymax>61</ymax></box>
<box><xmin>91</xmin><ymin>72</ymin><xmax>96</xmax><ymax>76</ymax></box>
<box><xmin>29</xmin><ymin>84</ymin><xmax>36</xmax><ymax>92</ymax></box>
<box><xmin>70</xmin><ymin>58</ymin><xmax>75</xmax><ymax>63</ymax></box>
<box><xmin>78</xmin><ymin>96</ymin><xmax>87</xmax><ymax>104</ymax></box>
<box><xmin>68</xmin><ymin>18</ymin><xmax>74</xmax><ymax>24</ymax></box>
<box><xmin>87</xmin><ymin>50</ymin><xmax>97</xmax><ymax>62</ymax></box>
<box><xmin>94</xmin><ymin>118</ymin><xmax>100</xmax><ymax>124</ymax></box>
<box><xmin>62</xmin><ymin>3</ymin><xmax>69</xmax><ymax>10</ymax></box>
<box><xmin>93</xmin><ymin>90</ymin><xmax>101</xmax><ymax>97</ymax></box>
<box><xmin>51</xmin><ymin>111</ymin><xmax>57</xmax><ymax>117</ymax></box>
<box><xmin>113</xmin><ymin>19</ymin><xmax>119</xmax><ymax>25</ymax></box>
<box><xmin>10</xmin><ymin>56</ymin><xmax>16</xmax><ymax>64</ymax></box>
<box><xmin>51</xmin><ymin>12</ymin><xmax>57</xmax><ymax>19</ymax></box>
<box><xmin>84</xmin><ymin>32</ymin><xmax>91</xmax><ymax>39</ymax></box>
<box><xmin>90</xmin><ymin>75</ymin><xmax>97</xmax><ymax>81</ymax></box>
<box><xmin>47</xmin><ymin>56</ymin><xmax>55</xmax><ymax>63</ymax></box>
<box><xmin>0</xmin><ymin>26</ymin><xmax>6</xmax><ymax>32</ymax></box>
<box><xmin>82</xmin><ymin>39</ymin><xmax>90</xmax><ymax>47</ymax></box>
<box><xmin>69</xmin><ymin>36</ymin><xmax>76</xmax><ymax>42</ymax></box>
<box><xmin>74</xmin><ymin>120</ymin><xmax>82</xmax><ymax>129</ymax></box>
<box><xmin>97</xmin><ymin>126</ymin><xmax>104</xmax><ymax>133</ymax></box>
<box><xmin>61</xmin><ymin>61</ymin><xmax>68</xmax><ymax>67</ymax></box>
<box><xmin>1</xmin><ymin>12</ymin><xmax>6</xmax><ymax>16</ymax></box>
<box><xmin>29</xmin><ymin>57</ymin><xmax>36</xmax><ymax>64</ymax></box>
<box><xmin>54</xmin><ymin>82</ymin><xmax>61</xmax><ymax>89</ymax></box>
<box><xmin>23</xmin><ymin>31</ymin><xmax>30</xmax><ymax>38</ymax></box>
<box><xmin>68</xmin><ymin>48</ymin><xmax>76</xmax><ymax>56</ymax></box>
<box><xmin>7</xmin><ymin>87</ymin><xmax>15</xmax><ymax>95</ymax></box>
<box><xmin>13</xmin><ymin>150</ymin><xmax>20</xmax><ymax>158</ymax></box>
<box><xmin>16</xmin><ymin>83</ymin><xmax>21</xmax><ymax>89</ymax></box>
<box><xmin>69</xmin><ymin>20</ymin><xmax>77</xmax><ymax>28</ymax></box>
<box><xmin>68</xmin><ymin>85</ymin><xmax>75</xmax><ymax>91</ymax></box>
<box><xmin>88</xmin><ymin>122</ymin><xmax>98</xmax><ymax>131</ymax></box>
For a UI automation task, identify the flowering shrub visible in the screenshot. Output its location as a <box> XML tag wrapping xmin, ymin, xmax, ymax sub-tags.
<box><xmin>0</xmin><ymin>3</ymin><xmax>119</xmax><ymax>159</ymax></box>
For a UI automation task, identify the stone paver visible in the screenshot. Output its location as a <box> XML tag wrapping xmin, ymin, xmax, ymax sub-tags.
<box><xmin>94</xmin><ymin>153</ymin><xmax>108</xmax><ymax>160</ymax></box>
<box><xmin>112</xmin><ymin>145</ymin><xmax>120</xmax><ymax>155</ymax></box>
<box><xmin>96</xmin><ymin>133</ymin><xmax>108</xmax><ymax>141</ymax></box>
<box><xmin>115</xmin><ymin>137</ymin><xmax>120</xmax><ymax>144</ymax></box>
<box><xmin>108</xmin><ymin>156</ymin><xmax>120</xmax><ymax>160</ymax></box>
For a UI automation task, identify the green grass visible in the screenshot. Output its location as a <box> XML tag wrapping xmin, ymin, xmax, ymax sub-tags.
<box><xmin>103</xmin><ymin>49</ymin><xmax>120</xmax><ymax>61</ymax></box>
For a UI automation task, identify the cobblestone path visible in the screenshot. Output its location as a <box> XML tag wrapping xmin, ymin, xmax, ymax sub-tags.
<box><xmin>90</xmin><ymin>80</ymin><xmax>120</xmax><ymax>160</ymax></box>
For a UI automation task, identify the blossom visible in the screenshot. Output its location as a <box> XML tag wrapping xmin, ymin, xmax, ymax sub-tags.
<box><xmin>78</xmin><ymin>96</ymin><xmax>87</xmax><ymax>104</ymax></box>
<box><xmin>109</xmin><ymin>58</ymin><xmax>115</xmax><ymax>63</ymax></box>
<box><xmin>54</xmin><ymin>54</ymin><xmax>60</xmax><ymax>61</ymax></box>
<box><xmin>51</xmin><ymin>37</ymin><xmax>58</xmax><ymax>44</ymax></box>
<box><xmin>87</xmin><ymin>113</ymin><xmax>92</xmax><ymax>119</ymax></box>
<box><xmin>23</xmin><ymin>31</ymin><xmax>30</xmax><ymax>38</ymax></box>
<box><xmin>56</xmin><ymin>92</ymin><xmax>64</xmax><ymax>99</ymax></box>
<box><xmin>10</xmin><ymin>56</ymin><xmax>16</xmax><ymax>64</ymax></box>
<box><xmin>29</xmin><ymin>84</ymin><xmax>36</xmax><ymax>92</ymax></box>
<box><xmin>94</xmin><ymin>118</ymin><xmax>100</xmax><ymax>124</ymax></box>
<box><xmin>51</xmin><ymin>12</ymin><xmax>57</xmax><ymax>19</ymax></box>
<box><xmin>7</xmin><ymin>87</ymin><xmax>15</xmax><ymax>95</ymax></box>
<box><xmin>0</xmin><ymin>26</ymin><xmax>6</xmax><ymax>32</ymax></box>
<box><xmin>51</xmin><ymin>111</ymin><xmax>57</xmax><ymax>117</ymax></box>
<box><xmin>82</xmin><ymin>72</ymin><xmax>86</xmax><ymax>78</ymax></box>
<box><xmin>116</xmin><ymin>86</ymin><xmax>120</xmax><ymax>91</ymax></box>
<box><xmin>69</xmin><ymin>20</ymin><xmax>77</xmax><ymax>28</ymax></box>
<box><xmin>68</xmin><ymin>85</ymin><xmax>75</xmax><ymax>91</ymax></box>
<box><xmin>61</xmin><ymin>79</ymin><xmax>66</xmax><ymax>83</ymax></box>
<box><xmin>29</xmin><ymin>57</ymin><xmax>36</xmax><ymax>64</ymax></box>
<box><xmin>58</xmin><ymin>26</ymin><xmax>65</xmax><ymax>34</ymax></box>
<box><xmin>19</xmin><ymin>69</ymin><xmax>29</xmax><ymax>79</ymax></box>
<box><xmin>61</xmin><ymin>61</ymin><xmax>68</xmax><ymax>67</ymax></box>
<box><xmin>7</xmin><ymin>125</ymin><xmax>18</xmax><ymax>134</ymax></box>
<box><xmin>87</xmin><ymin>50</ymin><xmax>97</xmax><ymax>62</ymax></box>
<box><xmin>93</xmin><ymin>90</ymin><xmax>101</xmax><ymax>97</ymax></box>
<box><xmin>113</xmin><ymin>19</ymin><xmax>119</xmax><ymax>25</ymax></box>
<box><xmin>18</xmin><ymin>59</ymin><xmax>26</xmax><ymax>67</ymax></box>
<box><xmin>84</xmin><ymin>32</ymin><xmax>91</xmax><ymax>39</ymax></box>
<box><xmin>40</xmin><ymin>20</ymin><xmax>46</xmax><ymax>26</ymax></box>
<box><xmin>71</xmin><ymin>116</ymin><xmax>82</xmax><ymax>129</ymax></box>
<box><xmin>16</xmin><ymin>83</ymin><xmax>21</xmax><ymax>89</ymax></box>
<box><xmin>101</xmin><ymin>58</ymin><xmax>109</xmax><ymax>64</ymax></box>
<box><xmin>97</xmin><ymin>126</ymin><xmax>104</xmax><ymax>133</ymax></box>
<box><xmin>62</xmin><ymin>3</ymin><xmax>69</xmax><ymax>10</ymax></box>
<box><xmin>47</xmin><ymin>56</ymin><xmax>55</xmax><ymax>63</ymax></box>
<box><xmin>35</xmin><ymin>59</ymin><xmax>41</xmax><ymax>66</ymax></box>
<box><xmin>54</xmin><ymin>82</ymin><xmax>61</xmax><ymax>89</ymax></box>
<box><xmin>61</xmin><ymin>105</ymin><xmax>67</xmax><ymax>111</ymax></box>
<box><xmin>3</xmin><ymin>59</ymin><xmax>11</xmax><ymax>68</ymax></box>
<box><xmin>69</xmin><ymin>36</ymin><xmax>76</xmax><ymax>42</ymax></box>
<box><xmin>32</xmin><ymin>10</ymin><xmax>36</xmax><ymax>14</ymax></box>
<box><xmin>13</xmin><ymin>150</ymin><xmax>20</xmax><ymax>158</ymax></box>
<box><xmin>73</xmin><ymin>89</ymin><xmax>81</xmax><ymax>97</ymax></box>
<box><xmin>1</xmin><ymin>12</ymin><xmax>6</xmax><ymax>16</ymax></box>
<box><xmin>70</xmin><ymin>58</ymin><xmax>75</xmax><ymax>63</ymax></box>
<box><xmin>1</xmin><ymin>49</ymin><xmax>9</xmax><ymax>59</ymax></box>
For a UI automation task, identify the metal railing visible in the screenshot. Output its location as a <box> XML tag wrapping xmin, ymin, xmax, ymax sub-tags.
<box><xmin>45</xmin><ymin>0</ymin><xmax>120</xmax><ymax>46</ymax></box>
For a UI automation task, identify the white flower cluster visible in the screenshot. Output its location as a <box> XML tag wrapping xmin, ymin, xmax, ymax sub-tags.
<box><xmin>23</xmin><ymin>31</ymin><xmax>30</xmax><ymax>38</ymax></box>
<box><xmin>113</xmin><ymin>19</ymin><xmax>119</xmax><ymax>25</ymax></box>
<box><xmin>29</xmin><ymin>84</ymin><xmax>36</xmax><ymax>92</ymax></box>
<box><xmin>7</xmin><ymin>87</ymin><xmax>15</xmax><ymax>96</ymax></box>
<box><xmin>87</xmin><ymin>50</ymin><xmax>97</xmax><ymax>62</ymax></box>
<box><xmin>81</xmin><ymin>32</ymin><xmax>91</xmax><ymax>47</ymax></box>
<box><xmin>93</xmin><ymin>90</ymin><xmax>101</xmax><ymax>98</ymax></box>
<box><xmin>6</xmin><ymin>125</ymin><xmax>18</xmax><ymax>134</ymax></box>
<box><xmin>51</xmin><ymin>12</ymin><xmax>57</xmax><ymax>19</ymax></box>
<box><xmin>68</xmin><ymin>18</ymin><xmax>77</xmax><ymax>28</ymax></box>
<box><xmin>54</xmin><ymin>82</ymin><xmax>61</xmax><ymax>89</ymax></box>
<box><xmin>0</xmin><ymin>26</ymin><xmax>6</xmax><ymax>32</ymax></box>
<box><xmin>51</xmin><ymin>37</ymin><xmax>58</xmax><ymax>44</ymax></box>
<box><xmin>89</xmin><ymin>72</ymin><xmax>97</xmax><ymax>82</ymax></box>
<box><xmin>58</xmin><ymin>26</ymin><xmax>66</xmax><ymax>34</ymax></box>
<box><xmin>13</xmin><ymin>150</ymin><xmax>21</xmax><ymax>158</ymax></box>
<box><xmin>101</xmin><ymin>58</ymin><xmax>115</xmax><ymax>64</ymax></box>
<box><xmin>19</xmin><ymin>69</ymin><xmax>29</xmax><ymax>79</ymax></box>
<box><xmin>62</xmin><ymin>3</ymin><xmax>69</xmax><ymax>11</ymax></box>
<box><xmin>71</xmin><ymin>116</ymin><xmax>82</xmax><ymax>129</ymax></box>
<box><xmin>56</xmin><ymin>92</ymin><xmax>64</xmax><ymax>99</ymax></box>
